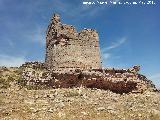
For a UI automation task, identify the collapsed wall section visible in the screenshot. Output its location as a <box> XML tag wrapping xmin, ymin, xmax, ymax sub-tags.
<box><xmin>20</xmin><ymin>63</ymin><xmax>157</xmax><ymax>93</ymax></box>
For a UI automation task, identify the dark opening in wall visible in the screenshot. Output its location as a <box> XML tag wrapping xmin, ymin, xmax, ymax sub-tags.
<box><xmin>78</xmin><ymin>74</ymin><xmax>83</xmax><ymax>80</ymax></box>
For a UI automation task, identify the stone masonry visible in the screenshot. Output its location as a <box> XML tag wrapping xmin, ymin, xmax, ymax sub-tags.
<box><xmin>19</xmin><ymin>13</ymin><xmax>157</xmax><ymax>93</ymax></box>
<box><xmin>21</xmin><ymin>62</ymin><xmax>156</xmax><ymax>93</ymax></box>
<box><xmin>45</xmin><ymin>14</ymin><xmax>102</xmax><ymax>70</ymax></box>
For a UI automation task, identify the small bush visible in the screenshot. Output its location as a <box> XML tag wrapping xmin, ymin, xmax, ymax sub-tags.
<box><xmin>0</xmin><ymin>78</ymin><xmax>10</xmax><ymax>89</ymax></box>
<box><xmin>64</xmin><ymin>90</ymin><xmax>80</xmax><ymax>97</ymax></box>
<box><xmin>149</xmin><ymin>112</ymin><xmax>160</xmax><ymax>120</ymax></box>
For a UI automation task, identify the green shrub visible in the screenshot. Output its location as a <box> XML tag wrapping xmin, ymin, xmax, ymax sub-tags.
<box><xmin>64</xmin><ymin>90</ymin><xmax>80</xmax><ymax>97</ymax></box>
<box><xmin>0</xmin><ymin>78</ymin><xmax>10</xmax><ymax>89</ymax></box>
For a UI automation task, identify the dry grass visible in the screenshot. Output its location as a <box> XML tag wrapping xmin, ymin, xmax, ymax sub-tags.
<box><xmin>0</xmin><ymin>67</ymin><xmax>160</xmax><ymax>120</ymax></box>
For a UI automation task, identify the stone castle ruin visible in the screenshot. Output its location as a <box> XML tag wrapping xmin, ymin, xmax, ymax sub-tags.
<box><xmin>20</xmin><ymin>13</ymin><xmax>157</xmax><ymax>93</ymax></box>
<box><xmin>45</xmin><ymin>14</ymin><xmax>101</xmax><ymax>70</ymax></box>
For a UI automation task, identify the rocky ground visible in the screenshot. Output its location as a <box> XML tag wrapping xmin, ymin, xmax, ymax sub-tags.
<box><xmin>0</xmin><ymin>67</ymin><xmax>160</xmax><ymax>120</ymax></box>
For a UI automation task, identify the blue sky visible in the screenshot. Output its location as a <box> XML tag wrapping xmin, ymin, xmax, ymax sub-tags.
<box><xmin>0</xmin><ymin>0</ymin><xmax>160</xmax><ymax>87</ymax></box>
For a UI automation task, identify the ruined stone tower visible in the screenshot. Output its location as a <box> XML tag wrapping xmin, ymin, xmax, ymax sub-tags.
<box><xmin>45</xmin><ymin>13</ymin><xmax>102</xmax><ymax>70</ymax></box>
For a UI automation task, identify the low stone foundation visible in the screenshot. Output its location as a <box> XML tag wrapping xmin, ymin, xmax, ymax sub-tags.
<box><xmin>19</xmin><ymin>62</ymin><xmax>156</xmax><ymax>93</ymax></box>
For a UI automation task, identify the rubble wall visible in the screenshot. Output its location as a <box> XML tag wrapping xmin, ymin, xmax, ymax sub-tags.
<box><xmin>20</xmin><ymin>62</ymin><xmax>156</xmax><ymax>93</ymax></box>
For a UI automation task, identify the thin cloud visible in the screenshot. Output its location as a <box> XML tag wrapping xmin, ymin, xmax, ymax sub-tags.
<box><xmin>149</xmin><ymin>73</ymin><xmax>160</xmax><ymax>80</ymax></box>
<box><xmin>149</xmin><ymin>73</ymin><xmax>160</xmax><ymax>88</ymax></box>
<box><xmin>0</xmin><ymin>54</ymin><xmax>26</xmax><ymax>67</ymax></box>
<box><xmin>28</xmin><ymin>26</ymin><xmax>45</xmax><ymax>45</ymax></box>
<box><xmin>20</xmin><ymin>25</ymin><xmax>46</xmax><ymax>46</ymax></box>
<box><xmin>101</xmin><ymin>52</ymin><xmax>111</xmax><ymax>67</ymax></box>
<box><xmin>102</xmin><ymin>53</ymin><xmax>111</xmax><ymax>60</ymax></box>
<box><xmin>102</xmin><ymin>37</ymin><xmax>127</xmax><ymax>52</ymax></box>
<box><xmin>101</xmin><ymin>37</ymin><xmax>126</xmax><ymax>67</ymax></box>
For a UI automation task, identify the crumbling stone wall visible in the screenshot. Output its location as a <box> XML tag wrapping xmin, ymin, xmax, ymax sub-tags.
<box><xmin>45</xmin><ymin>14</ymin><xmax>102</xmax><ymax>70</ymax></box>
<box><xmin>18</xmin><ymin>14</ymin><xmax>157</xmax><ymax>93</ymax></box>
<box><xmin>21</xmin><ymin>63</ymin><xmax>156</xmax><ymax>93</ymax></box>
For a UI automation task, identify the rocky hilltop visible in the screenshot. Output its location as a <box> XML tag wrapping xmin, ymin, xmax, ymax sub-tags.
<box><xmin>0</xmin><ymin>67</ymin><xmax>159</xmax><ymax>120</ymax></box>
<box><xmin>0</xmin><ymin>13</ymin><xmax>159</xmax><ymax>120</ymax></box>
<box><xmin>12</xmin><ymin>13</ymin><xmax>157</xmax><ymax>94</ymax></box>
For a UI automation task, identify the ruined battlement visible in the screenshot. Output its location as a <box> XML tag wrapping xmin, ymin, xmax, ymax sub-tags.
<box><xmin>45</xmin><ymin>13</ymin><xmax>102</xmax><ymax>70</ymax></box>
<box><xmin>17</xmin><ymin>13</ymin><xmax>157</xmax><ymax>93</ymax></box>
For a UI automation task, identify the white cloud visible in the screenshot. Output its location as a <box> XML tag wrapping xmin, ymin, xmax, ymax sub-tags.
<box><xmin>101</xmin><ymin>37</ymin><xmax>126</xmax><ymax>67</ymax></box>
<box><xmin>0</xmin><ymin>54</ymin><xmax>26</xmax><ymax>67</ymax></box>
<box><xmin>102</xmin><ymin>37</ymin><xmax>127</xmax><ymax>52</ymax></box>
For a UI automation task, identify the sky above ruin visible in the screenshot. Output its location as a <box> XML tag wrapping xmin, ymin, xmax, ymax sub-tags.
<box><xmin>0</xmin><ymin>0</ymin><xmax>160</xmax><ymax>87</ymax></box>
